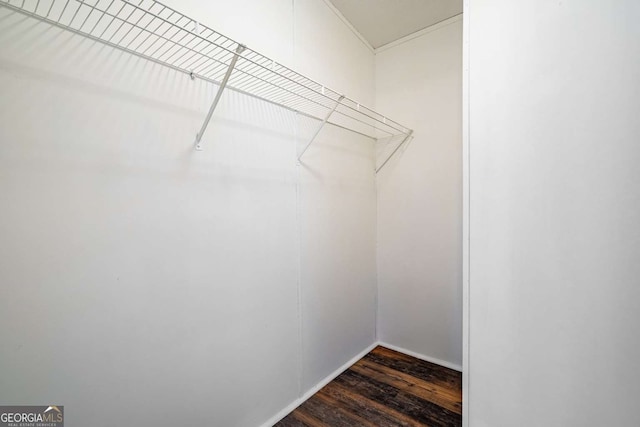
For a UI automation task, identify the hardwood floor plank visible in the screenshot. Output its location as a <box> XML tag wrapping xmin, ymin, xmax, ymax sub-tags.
<box><xmin>351</xmin><ymin>358</ymin><xmax>462</xmax><ymax>414</ymax></box>
<box><xmin>313</xmin><ymin>392</ymin><xmax>382</xmax><ymax>427</ymax></box>
<box><xmin>336</xmin><ymin>370</ymin><xmax>461</xmax><ymax>427</ymax></box>
<box><xmin>319</xmin><ymin>381</ymin><xmax>424</xmax><ymax>427</ymax></box>
<box><xmin>368</xmin><ymin>347</ymin><xmax>462</xmax><ymax>388</ymax></box>
<box><xmin>274</xmin><ymin>346</ymin><xmax>462</xmax><ymax>427</ymax></box>
<box><xmin>299</xmin><ymin>395</ymin><xmax>369</xmax><ymax>427</ymax></box>
<box><xmin>291</xmin><ymin>407</ymin><xmax>325</xmax><ymax>427</ymax></box>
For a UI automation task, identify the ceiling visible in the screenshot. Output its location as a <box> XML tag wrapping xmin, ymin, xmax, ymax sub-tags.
<box><xmin>328</xmin><ymin>0</ymin><xmax>463</xmax><ymax>49</ymax></box>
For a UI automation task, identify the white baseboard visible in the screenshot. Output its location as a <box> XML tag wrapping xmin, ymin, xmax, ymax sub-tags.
<box><xmin>259</xmin><ymin>341</ymin><xmax>379</xmax><ymax>427</ymax></box>
<box><xmin>377</xmin><ymin>341</ymin><xmax>463</xmax><ymax>372</ymax></box>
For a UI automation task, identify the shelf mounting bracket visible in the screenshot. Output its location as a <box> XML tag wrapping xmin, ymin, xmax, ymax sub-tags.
<box><xmin>195</xmin><ymin>43</ymin><xmax>246</xmax><ymax>150</ymax></box>
<box><xmin>375</xmin><ymin>129</ymin><xmax>414</xmax><ymax>173</ymax></box>
<box><xmin>298</xmin><ymin>95</ymin><xmax>345</xmax><ymax>161</ymax></box>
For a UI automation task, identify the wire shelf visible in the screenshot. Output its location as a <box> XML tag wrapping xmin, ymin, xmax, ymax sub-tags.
<box><xmin>1</xmin><ymin>0</ymin><xmax>413</xmax><ymax>170</ymax></box>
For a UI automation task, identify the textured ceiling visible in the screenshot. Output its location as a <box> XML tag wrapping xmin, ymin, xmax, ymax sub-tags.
<box><xmin>328</xmin><ymin>0</ymin><xmax>462</xmax><ymax>48</ymax></box>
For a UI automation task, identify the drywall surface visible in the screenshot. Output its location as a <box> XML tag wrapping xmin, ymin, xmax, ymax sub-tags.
<box><xmin>376</xmin><ymin>18</ymin><xmax>463</xmax><ymax>368</ymax></box>
<box><xmin>298</xmin><ymin>121</ymin><xmax>377</xmax><ymax>392</ymax></box>
<box><xmin>294</xmin><ymin>0</ymin><xmax>377</xmax><ymax>393</ymax></box>
<box><xmin>0</xmin><ymin>1</ymin><xmax>376</xmax><ymax>426</ymax></box>
<box><xmin>467</xmin><ymin>1</ymin><xmax>640</xmax><ymax>426</ymax></box>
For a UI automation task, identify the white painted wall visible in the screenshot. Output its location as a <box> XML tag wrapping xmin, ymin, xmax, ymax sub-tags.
<box><xmin>293</xmin><ymin>0</ymin><xmax>377</xmax><ymax>393</ymax></box>
<box><xmin>298</xmin><ymin>121</ymin><xmax>377</xmax><ymax>392</ymax></box>
<box><xmin>376</xmin><ymin>17</ymin><xmax>463</xmax><ymax>369</ymax></box>
<box><xmin>466</xmin><ymin>0</ymin><xmax>640</xmax><ymax>425</ymax></box>
<box><xmin>0</xmin><ymin>1</ymin><xmax>376</xmax><ymax>426</ymax></box>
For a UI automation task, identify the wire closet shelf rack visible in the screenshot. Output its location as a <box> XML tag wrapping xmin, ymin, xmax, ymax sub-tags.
<box><xmin>1</xmin><ymin>0</ymin><xmax>413</xmax><ymax>172</ymax></box>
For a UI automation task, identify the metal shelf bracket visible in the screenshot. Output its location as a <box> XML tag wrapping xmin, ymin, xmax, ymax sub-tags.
<box><xmin>298</xmin><ymin>95</ymin><xmax>345</xmax><ymax>161</ymax></box>
<box><xmin>376</xmin><ymin>130</ymin><xmax>414</xmax><ymax>173</ymax></box>
<box><xmin>195</xmin><ymin>43</ymin><xmax>246</xmax><ymax>150</ymax></box>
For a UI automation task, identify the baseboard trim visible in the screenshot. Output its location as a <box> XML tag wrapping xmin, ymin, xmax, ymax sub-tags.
<box><xmin>378</xmin><ymin>341</ymin><xmax>463</xmax><ymax>372</ymax></box>
<box><xmin>259</xmin><ymin>341</ymin><xmax>379</xmax><ymax>427</ymax></box>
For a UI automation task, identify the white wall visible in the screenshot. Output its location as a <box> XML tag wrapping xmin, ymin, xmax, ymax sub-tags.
<box><xmin>376</xmin><ymin>17</ymin><xmax>463</xmax><ymax>369</ymax></box>
<box><xmin>0</xmin><ymin>1</ymin><xmax>376</xmax><ymax>426</ymax></box>
<box><xmin>466</xmin><ymin>0</ymin><xmax>640</xmax><ymax>426</ymax></box>
<box><xmin>294</xmin><ymin>0</ymin><xmax>377</xmax><ymax>393</ymax></box>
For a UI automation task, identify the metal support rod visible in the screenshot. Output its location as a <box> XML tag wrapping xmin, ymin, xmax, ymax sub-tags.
<box><xmin>298</xmin><ymin>95</ymin><xmax>345</xmax><ymax>161</ymax></box>
<box><xmin>375</xmin><ymin>130</ymin><xmax>414</xmax><ymax>173</ymax></box>
<box><xmin>195</xmin><ymin>43</ymin><xmax>246</xmax><ymax>149</ymax></box>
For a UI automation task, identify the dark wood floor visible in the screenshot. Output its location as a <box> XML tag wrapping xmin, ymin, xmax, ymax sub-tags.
<box><xmin>275</xmin><ymin>346</ymin><xmax>462</xmax><ymax>427</ymax></box>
